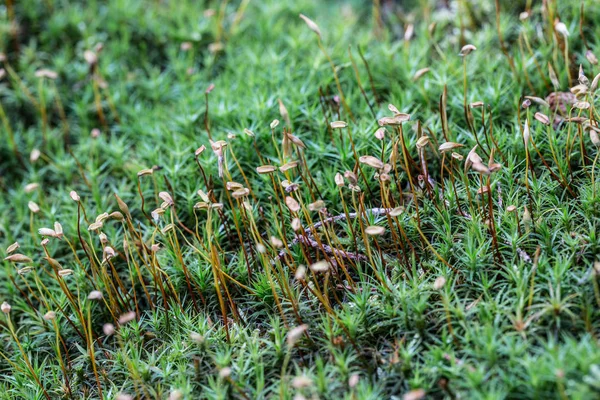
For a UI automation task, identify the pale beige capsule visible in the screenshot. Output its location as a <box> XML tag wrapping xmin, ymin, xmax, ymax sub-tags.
<box><xmin>571</xmin><ymin>84</ymin><xmax>588</xmax><ymax>96</ymax></box>
<box><xmin>388</xmin><ymin>103</ymin><xmax>401</xmax><ymax>114</ymax></box>
<box><xmin>151</xmin><ymin>208</ymin><xmax>165</xmax><ymax>220</ymax></box>
<box><xmin>488</xmin><ymin>163</ymin><xmax>502</xmax><ymax>173</ymax></box>
<box><xmin>330</xmin><ymin>121</ymin><xmax>347</xmax><ymax>129</ymax></box>
<box><xmin>404</xmin><ymin>24</ymin><xmax>414</xmax><ymax>41</ymax></box>
<box><xmin>390</xmin><ymin>207</ymin><xmax>404</xmax><ymax>217</ymax></box>
<box><xmin>471</xmin><ymin>161</ymin><xmax>491</xmax><ymax>175</ymax></box>
<box><xmin>591</xmin><ymin>73</ymin><xmax>600</xmax><ymax>92</ymax></box>
<box><xmin>286</xmin><ymin>133</ymin><xmax>306</xmax><ymax>148</ymax></box>
<box><xmin>69</xmin><ymin>190</ymin><xmax>80</xmax><ymax>202</ymax></box>
<box><xmin>416</xmin><ymin>136</ymin><xmax>429</xmax><ymax>149</ymax></box>
<box><xmin>309</xmin><ymin>261</ymin><xmax>330</xmax><ymax>272</ymax></box>
<box><xmin>91</xmin><ymin>128</ymin><xmax>101</xmax><ymax>138</ymax></box>
<box><xmin>270</xmin><ymin>119</ymin><xmax>279</xmax><ymax>129</ymax></box>
<box><xmin>205</xmin><ymin>83</ymin><xmax>215</xmax><ymax>94</ymax></box>
<box><xmin>110</xmin><ymin>211</ymin><xmax>124</xmax><ymax>221</ymax></box>
<box><xmin>433</xmin><ymin>276</ymin><xmax>446</xmax><ymax>290</ymax></box>
<box><xmin>403</xmin><ymin>389</ymin><xmax>426</xmax><ymax>400</ymax></box>
<box><xmin>115</xmin><ymin>193</ymin><xmax>131</xmax><ymax>217</ymax></box>
<box><xmin>84</xmin><ymin>50</ymin><xmax>97</xmax><ymax>65</ymax></box>
<box><xmin>231</xmin><ymin>188</ymin><xmax>250</xmax><ymax>199</ymax></box>
<box><xmin>118</xmin><ymin>311</ymin><xmax>136</xmax><ymax>324</ymax></box>
<box><xmin>103</xmin><ymin>246</ymin><xmax>116</xmax><ymax>260</ymax></box>
<box><xmin>4</xmin><ymin>253</ymin><xmax>32</xmax><ymax>263</ymax></box>
<box><xmin>359</xmin><ymin>155</ymin><xmax>384</xmax><ymax>169</ymax></box>
<box><xmin>574</xmin><ymin>101</ymin><xmax>590</xmax><ymax>110</ymax></box>
<box><xmin>270</xmin><ymin>236</ymin><xmax>283</xmax><ymax>248</ymax></box>
<box><xmin>256</xmin><ymin>165</ymin><xmax>277</xmax><ymax>174</ymax></box>
<box><xmin>137</xmin><ymin>168</ymin><xmax>154</xmax><ymax>177</ymax></box>
<box><xmin>506</xmin><ymin>205</ymin><xmax>517</xmax><ymax>212</ymax></box>
<box><xmin>24</xmin><ymin>183</ymin><xmax>40</xmax><ymax>193</ymax></box>
<box><xmin>378</xmin><ymin>114</ymin><xmax>410</xmax><ymax>126</ymax></box>
<box><xmin>438</xmin><ymin>142</ymin><xmax>464</xmax><ymax>153</ymax></box>
<box><xmin>344</xmin><ymin>171</ymin><xmax>358</xmax><ymax>185</ymax></box>
<box><xmin>43</xmin><ymin>311</ymin><xmax>56</xmax><ymax>320</ymax></box>
<box><xmin>285</xmin><ymin>196</ymin><xmax>300</xmax><ymax>212</ymax></box>
<box><xmin>197</xmin><ymin>189</ymin><xmax>210</xmax><ymax>202</ymax></box>
<box><xmin>219</xmin><ymin>367</ymin><xmax>232</xmax><ymax>379</ymax></box>
<box><xmin>58</xmin><ymin>269</ymin><xmax>74</xmax><ymax>277</ymax></box>
<box><xmin>243</xmin><ymin>128</ymin><xmax>255</xmax><ymax>137</ymax></box>
<box><xmin>299</xmin><ymin>14</ymin><xmax>321</xmax><ymax>37</ymax></box>
<box><xmin>28</xmin><ymin>201</ymin><xmax>40</xmax><ymax>213</ymax></box>
<box><xmin>308</xmin><ymin>200</ymin><xmax>325</xmax><ymax>212</ymax></box>
<box><xmin>459</xmin><ymin>44</ymin><xmax>477</xmax><ymax>56</ymax></box>
<box><xmin>30</xmin><ymin>148</ymin><xmax>41</xmax><ymax>162</ymax></box>
<box><xmin>586</xmin><ymin>50</ymin><xmax>598</xmax><ymax>65</ymax></box>
<box><xmin>413</xmin><ymin>67</ymin><xmax>430</xmax><ymax>81</ymax></box>
<box><xmin>365</xmin><ymin>225</ymin><xmax>385</xmax><ymax>236</ymax></box>
<box><xmin>99</xmin><ymin>233</ymin><xmax>108</xmax><ymax>244</ymax></box>
<box><xmin>375</xmin><ymin>128</ymin><xmax>386</xmax><ymax>140</ymax></box>
<box><xmin>279</xmin><ymin>161</ymin><xmax>299</xmax><ymax>172</ymax></box>
<box><xmin>35</xmin><ymin>69</ymin><xmax>58</xmax><ymax>79</ymax></box>
<box><xmin>96</xmin><ymin>212</ymin><xmax>110</xmax><ymax>223</ymax></box>
<box><xmin>18</xmin><ymin>267</ymin><xmax>33</xmax><ymax>275</ymax></box>
<box><xmin>291</xmin><ymin>218</ymin><xmax>302</xmax><ymax>231</ymax></box>
<box><xmin>470</xmin><ymin>101</ymin><xmax>484</xmax><ymax>108</ymax></box>
<box><xmin>51</xmin><ymin>224</ymin><xmax>65</xmax><ymax>239</ymax></box>
<box><xmin>294</xmin><ymin>265</ymin><xmax>306</xmax><ymax>280</ymax></box>
<box><xmin>88</xmin><ymin>290</ymin><xmax>103</xmax><ymax>300</ymax></box>
<box><xmin>45</xmin><ymin>257</ymin><xmax>62</xmax><ymax>269</ymax></box>
<box><xmin>194</xmin><ymin>202</ymin><xmax>209</xmax><ymax>210</ymax></box>
<box><xmin>88</xmin><ymin>221</ymin><xmax>103</xmax><ymax>231</ymax></box>
<box><xmin>103</xmin><ymin>323</ymin><xmax>115</xmax><ymax>335</ymax></box>
<box><xmin>534</xmin><ymin>112</ymin><xmax>550</xmax><ymax>125</ymax></box>
<box><xmin>334</xmin><ymin>173</ymin><xmax>344</xmax><ymax>187</ymax></box>
<box><xmin>590</xmin><ymin>129</ymin><xmax>600</xmax><ymax>147</ymax></box>
<box><xmin>451</xmin><ymin>152</ymin><xmax>464</xmax><ymax>161</ymax></box>
<box><xmin>477</xmin><ymin>186</ymin><xmax>490</xmax><ymax>195</ymax></box>
<box><xmin>159</xmin><ymin>192</ymin><xmax>174</xmax><ymax>206</ymax></box>
<box><xmin>292</xmin><ymin>376</ymin><xmax>313</xmax><ymax>389</ymax></box>
<box><xmin>41</xmin><ymin>238</ymin><xmax>49</xmax><ymax>246</ymax></box>
<box><xmin>349</xmin><ymin>374</ymin><xmax>360</xmax><ymax>388</ymax></box>
<box><xmin>38</xmin><ymin>228</ymin><xmax>57</xmax><ymax>237</ymax></box>
<box><xmin>210</xmin><ymin>203</ymin><xmax>224</xmax><ymax>210</ymax></box>
<box><xmin>226</xmin><ymin>181</ymin><xmax>244</xmax><ymax>191</ymax></box>
<box><xmin>6</xmin><ymin>242</ymin><xmax>19</xmax><ymax>254</ymax></box>
<box><xmin>465</xmin><ymin>145</ymin><xmax>482</xmax><ymax>168</ymax></box>
<box><xmin>194</xmin><ymin>145</ymin><xmax>206</xmax><ymax>156</ymax></box>
<box><xmin>1</xmin><ymin>302</ymin><xmax>11</xmax><ymax>314</ymax></box>
<box><xmin>161</xmin><ymin>224</ymin><xmax>175</xmax><ymax>234</ymax></box>
<box><xmin>208</xmin><ymin>42</ymin><xmax>223</xmax><ymax>53</ymax></box>
<box><xmin>169</xmin><ymin>390</ymin><xmax>184</xmax><ymax>400</ymax></box>
<box><xmin>554</xmin><ymin>21</ymin><xmax>569</xmax><ymax>37</ymax></box>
